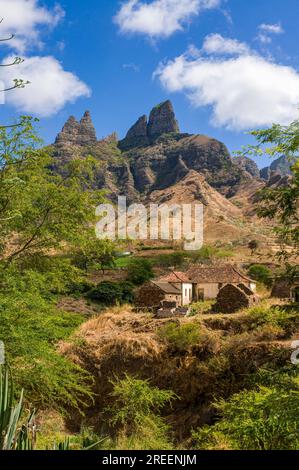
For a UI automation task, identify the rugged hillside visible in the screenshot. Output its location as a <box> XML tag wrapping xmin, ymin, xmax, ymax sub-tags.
<box><xmin>60</xmin><ymin>304</ymin><xmax>298</xmax><ymax>440</ymax></box>
<box><xmin>50</xmin><ymin>100</ymin><xmax>278</xmax><ymax>244</ymax></box>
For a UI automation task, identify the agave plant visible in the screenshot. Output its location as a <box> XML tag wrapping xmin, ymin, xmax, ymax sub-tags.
<box><xmin>0</xmin><ymin>363</ymin><xmax>106</xmax><ymax>451</ymax></box>
<box><xmin>0</xmin><ymin>365</ymin><xmax>36</xmax><ymax>450</ymax></box>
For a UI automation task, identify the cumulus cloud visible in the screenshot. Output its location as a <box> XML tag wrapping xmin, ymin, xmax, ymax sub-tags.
<box><xmin>155</xmin><ymin>34</ymin><xmax>299</xmax><ymax>130</ymax></box>
<box><xmin>1</xmin><ymin>55</ymin><xmax>91</xmax><ymax>117</ymax></box>
<box><xmin>114</xmin><ymin>0</ymin><xmax>221</xmax><ymax>38</ymax></box>
<box><xmin>202</xmin><ymin>34</ymin><xmax>250</xmax><ymax>55</ymax></box>
<box><xmin>0</xmin><ymin>0</ymin><xmax>64</xmax><ymax>52</ymax></box>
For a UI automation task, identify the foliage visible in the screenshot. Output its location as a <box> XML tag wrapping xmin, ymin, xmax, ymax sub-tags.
<box><xmin>86</xmin><ymin>281</ymin><xmax>134</xmax><ymax>305</ymax></box>
<box><xmin>73</xmin><ymin>239</ymin><xmax>116</xmax><ymax>272</ymax></box>
<box><xmin>189</xmin><ymin>301</ymin><xmax>215</xmax><ymax>316</ymax></box>
<box><xmin>158</xmin><ymin>322</ymin><xmax>202</xmax><ymax>351</ymax></box>
<box><xmin>247</xmin><ymin>304</ymin><xmax>297</xmax><ymax>331</ymax></box>
<box><xmin>126</xmin><ymin>258</ymin><xmax>154</xmax><ymax>285</ymax></box>
<box><xmin>248</xmin><ymin>264</ymin><xmax>272</xmax><ymax>287</ymax></box>
<box><xmin>192</xmin><ymin>380</ymin><xmax>299</xmax><ymax>450</ymax></box>
<box><xmin>0</xmin><ymin>365</ymin><xmax>35</xmax><ymax>450</ymax></box>
<box><xmin>238</xmin><ymin>120</ymin><xmax>299</xmax><ymax>268</ymax></box>
<box><xmin>0</xmin><ymin>365</ymin><xmax>103</xmax><ymax>451</ymax></box>
<box><xmin>107</xmin><ymin>375</ymin><xmax>176</xmax><ymax>450</ymax></box>
<box><xmin>0</xmin><ymin>117</ymin><xmax>106</xmax><ymax>264</ymax></box>
<box><xmin>0</xmin><ymin>267</ymin><xmax>93</xmax><ymax>412</ymax></box>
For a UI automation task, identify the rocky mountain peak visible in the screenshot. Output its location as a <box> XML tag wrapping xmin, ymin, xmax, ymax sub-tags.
<box><xmin>260</xmin><ymin>155</ymin><xmax>295</xmax><ymax>180</ymax></box>
<box><xmin>126</xmin><ymin>115</ymin><xmax>148</xmax><ymax>139</ymax></box>
<box><xmin>119</xmin><ymin>100</ymin><xmax>180</xmax><ymax>150</ymax></box>
<box><xmin>233</xmin><ymin>156</ymin><xmax>260</xmax><ymax>179</ymax></box>
<box><xmin>79</xmin><ymin>110</ymin><xmax>97</xmax><ymax>145</ymax></box>
<box><xmin>147</xmin><ymin>100</ymin><xmax>180</xmax><ymax>138</ymax></box>
<box><xmin>55</xmin><ymin>111</ymin><xmax>97</xmax><ymax>147</ymax></box>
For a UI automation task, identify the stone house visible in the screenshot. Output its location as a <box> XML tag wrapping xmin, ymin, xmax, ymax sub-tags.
<box><xmin>135</xmin><ymin>281</ymin><xmax>182</xmax><ymax>311</ymax></box>
<box><xmin>158</xmin><ymin>271</ymin><xmax>193</xmax><ymax>306</ymax></box>
<box><xmin>271</xmin><ymin>277</ymin><xmax>299</xmax><ymax>302</ymax></box>
<box><xmin>186</xmin><ymin>265</ymin><xmax>256</xmax><ymax>301</ymax></box>
<box><xmin>214</xmin><ymin>283</ymin><xmax>259</xmax><ymax>314</ymax></box>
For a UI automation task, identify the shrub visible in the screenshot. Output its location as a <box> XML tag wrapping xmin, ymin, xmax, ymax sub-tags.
<box><xmin>107</xmin><ymin>375</ymin><xmax>176</xmax><ymax>450</ymax></box>
<box><xmin>192</xmin><ymin>384</ymin><xmax>299</xmax><ymax>450</ymax></box>
<box><xmin>86</xmin><ymin>281</ymin><xmax>134</xmax><ymax>305</ymax></box>
<box><xmin>189</xmin><ymin>301</ymin><xmax>214</xmax><ymax>316</ymax></box>
<box><xmin>0</xmin><ymin>268</ymin><xmax>93</xmax><ymax>412</ymax></box>
<box><xmin>248</xmin><ymin>264</ymin><xmax>272</xmax><ymax>287</ymax></box>
<box><xmin>127</xmin><ymin>258</ymin><xmax>154</xmax><ymax>286</ymax></box>
<box><xmin>158</xmin><ymin>322</ymin><xmax>202</xmax><ymax>351</ymax></box>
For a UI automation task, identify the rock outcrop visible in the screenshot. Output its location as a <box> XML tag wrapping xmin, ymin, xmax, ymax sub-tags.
<box><xmin>260</xmin><ymin>155</ymin><xmax>295</xmax><ymax>180</ymax></box>
<box><xmin>234</xmin><ymin>156</ymin><xmax>260</xmax><ymax>179</ymax></box>
<box><xmin>55</xmin><ymin>111</ymin><xmax>97</xmax><ymax>147</ymax></box>
<box><xmin>147</xmin><ymin>100</ymin><xmax>180</xmax><ymax>139</ymax></box>
<box><xmin>55</xmin><ymin>116</ymin><xmax>81</xmax><ymax>146</ymax></box>
<box><xmin>51</xmin><ymin>101</ymin><xmax>272</xmax><ymax>242</ymax></box>
<box><xmin>78</xmin><ymin>111</ymin><xmax>97</xmax><ymax>145</ymax></box>
<box><xmin>119</xmin><ymin>100</ymin><xmax>181</xmax><ymax>150</ymax></box>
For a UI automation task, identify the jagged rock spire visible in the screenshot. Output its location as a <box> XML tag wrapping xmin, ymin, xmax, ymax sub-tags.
<box><xmin>119</xmin><ymin>100</ymin><xmax>180</xmax><ymax>150</ymax></box>
<box><xmin>55</xmin><ymin>116</ymin><xmax>80</xmax><ymax>146</ymax></box>
<box><xmin>79</xmin><ymin>111</ymin><xmax>97</xmax><ymax>145</ymax></box>
<box><xmin>147</xmin><ymin>100</ymin><xmax>180</xmax><ymax>139</ymax></box>
<box><xmin>55</xmin><ymin>111</ymin><xmax>97</xmax><ymax>147</ymax></box>
<box><xmin>126</xmin><ymin>115</ymin><xmax>148</xmax><ymax>139</ymax></box>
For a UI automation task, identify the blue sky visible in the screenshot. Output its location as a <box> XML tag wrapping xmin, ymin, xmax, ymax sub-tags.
<box><xmin>1</xmin><ymin>0</ymin><xmax>299</xmax><ymax>168</ymax></box>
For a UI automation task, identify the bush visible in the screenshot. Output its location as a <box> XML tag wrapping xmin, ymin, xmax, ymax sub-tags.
<box><xmin>192</xmin><ymin>383</ymin><xmax>299</xmax><ymax>450</ymax></box>
<box><xmin>189</xmin><ymin>301</ymin><xmax>214</xmax><ymax>316</ymax></box>
<box><xmin>127</xmin><ymin>258</ymin><xmax>154</xmax><ymax>286</ymax></box>
<box><xmin>0</xmin><ymin>293</ymin><xmax>92</xmax><ymax>412</ymax></box>
<box><xmin>158</xmin><ymin>322</ymin><xmax>202</xmax><ymax>351</ymax></box>
<box><xmin>86</xmin><ymin>281</ymin><xmax>134</xmax><ymax>305</ymax></box>
<box><xmin>107</xmin><ymin>375</ymin><xmax>176</xmax><ymax>450</ymax></box>
<box><xmin>248</xmin><ymin>264</ymin><xmax>272</xmax><ymax>287</ymax></box>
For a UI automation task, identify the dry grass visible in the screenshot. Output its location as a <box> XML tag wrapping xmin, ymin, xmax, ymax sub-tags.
<box><xmin>58</xmin><ymin>301</ymin><xmax>298</xmax><ymax>440</ymax></box>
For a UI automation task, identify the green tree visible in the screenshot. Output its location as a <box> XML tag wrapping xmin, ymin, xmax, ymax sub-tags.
<box><xmin>248</xmin><ymin>264</ymin><xmax>272</xmax><ymax>287</ymax></box>
<box><xmin>0</xmin><ymin>117</ymin><xmax>106</xmax><ymax>264</ymax></box>
<box><xmin>238</xmin><ymin>120</ymin><xmax>299</xmax><ymax>272</ymax></box>
<box><xmin>127</xmin><ymin>258</ymin><xmax>154</xmax><ymax>286</ymax></box>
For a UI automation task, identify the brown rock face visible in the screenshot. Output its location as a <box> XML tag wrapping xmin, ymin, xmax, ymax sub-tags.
<box><xmin>55</xmin><ymin>116</ymin><xmax>80</xmax><ymax>146</ymax></box>
<box><xmin>79</xmin><ymin>111</ymin><xmax>97</xmax><ymax>145</ymax></box>
<box><xmin>147</xmin><ymin>100</ymin><xmax>180</xmax><ymax>139</ymax></box>
<box><xmin>233</xmin><ymin>156</ymin><xmax>260</xmax><ymax>179</ymax></box>
<box><xmin>55</xmin><ymin>111</ymin><xmax>97</xmax><ymax>147</ymax></box>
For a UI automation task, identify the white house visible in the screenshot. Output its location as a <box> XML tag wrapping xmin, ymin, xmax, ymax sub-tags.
<box><xmin>158</xmin><ymin>271</ymin><xmax>193</xmax><ymax>306</ymax></box>
<box><xmin>186</xmin><ymin>265</ymin><xmax>257</xmax><ymax>301</ymax></box>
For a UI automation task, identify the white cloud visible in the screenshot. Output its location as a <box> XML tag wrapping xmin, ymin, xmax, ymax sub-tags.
<box><xmin>155</xmin><ymin>34</ymin><xmax>299</xmax><ymax>130</ymax></box>
<box><xmin>257</xmin><ymin>23</ymin><xmax>284</xmax><ymax>45</ymax></box>
<box><xmin>1</xmin><ymin>55</ymin><xmax>91</xmax><ymax>117</ymax></box>
<box><xmin>114</xmin><ymin>0</ymin><xmax>221</xmax><ymax>38</ymax></box>
<box><xmin>202</xmin><ymin>34</ymin><xmax>250</xmax><ymax>55</ymax></box>
<box><xmin>0</xmin><ymin>0</ymin><xmax>64</xmax><ymax>52</ymax></box>
<box><xmin>259</xmin><ymin>23</ymin><xmax>284</xmax><ymax>34</ymax></box>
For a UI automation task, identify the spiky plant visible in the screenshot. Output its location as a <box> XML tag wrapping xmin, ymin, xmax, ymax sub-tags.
<box><xmin>0</xmin><ymin>365</ymin><xmax>36</xmax><ymax>450</ymax></box>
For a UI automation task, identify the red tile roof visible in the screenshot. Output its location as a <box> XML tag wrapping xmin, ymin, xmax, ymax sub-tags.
<box><xmin>158</xmin><ymin>271</ymin><xmax>192</xmax><ymax>283</ymax></box>
<box><xmin>186</xmin><ymin>265</ymin><xmax>253</xmax><ymax>284</ymax></box>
